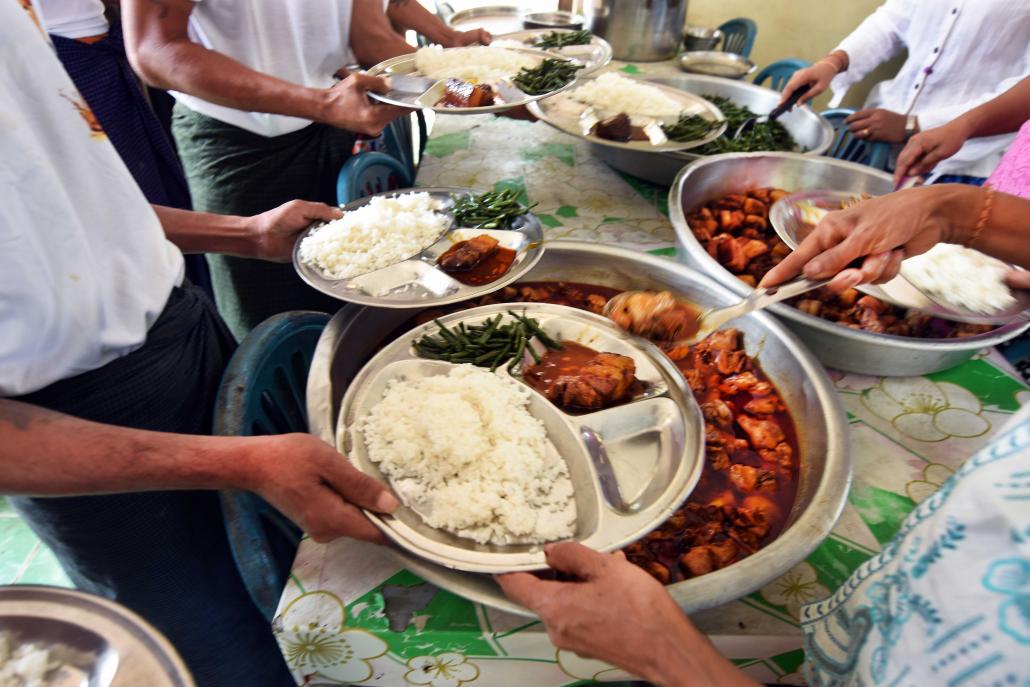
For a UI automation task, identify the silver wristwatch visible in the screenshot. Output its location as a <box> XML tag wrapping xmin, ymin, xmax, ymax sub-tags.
<box><xmin>904</xmin><ymin>114</ymin><xmax>919</xmax><ymax>139</ymax></box>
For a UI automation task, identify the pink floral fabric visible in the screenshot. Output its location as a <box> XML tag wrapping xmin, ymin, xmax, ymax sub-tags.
<box><xmin>986</xmin><ymin>119</ymin><xmax>1030</xmax><ymax>199</ymax></box>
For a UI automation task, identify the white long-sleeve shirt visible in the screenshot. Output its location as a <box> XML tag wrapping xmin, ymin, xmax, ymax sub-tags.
<box><xmin>828</xmin><ymin>0</ymin><xmax>1030</xmax><ymax>178</ymax></box>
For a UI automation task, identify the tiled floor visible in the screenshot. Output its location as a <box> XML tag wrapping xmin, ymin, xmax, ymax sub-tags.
<box><xmin>0</xmin><ymin>497</ymin><xmax>71</xmax><ymax>587</ymax></box>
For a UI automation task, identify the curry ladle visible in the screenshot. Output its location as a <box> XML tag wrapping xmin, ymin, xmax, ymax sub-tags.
<box><xmin>604</xmin><ymin>276</ymin><xmax>830</xmax><ymax>347</ymax></box>
<box><xmin>732</xmin><ymin>83</ymin><xmax>811</xmax><ymax>139</ymax></box>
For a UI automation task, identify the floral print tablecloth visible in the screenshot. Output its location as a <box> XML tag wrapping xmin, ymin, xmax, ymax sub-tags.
<box><xmin>274</xmin><ymin>69</ymin><xmax>1029</xmax><ymax>686</ymax></box>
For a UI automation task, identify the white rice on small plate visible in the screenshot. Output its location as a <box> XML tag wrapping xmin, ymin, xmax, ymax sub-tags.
<box><xmin>359</xmin><ymin>365</ymin><xmax>576</xmax><ymax>546</ymax></box>
<box><xmin>414</xmin><ymin>45</ymin><xmax>537</xmax><ymax>85</ymax></box>
<box><xmin>567</xmin><ymin>71</ymin><xmax>685</xmax><ymax>119</ymax></box>
<box><xmin>901</xmin><ymin>243</ymin><xmax>1017</xmax><ymax>314</ymax></box>
<box><xmin>298</xmin><ymin>192</ymin><xmax>449</xmax><ymax>280</ymax></box>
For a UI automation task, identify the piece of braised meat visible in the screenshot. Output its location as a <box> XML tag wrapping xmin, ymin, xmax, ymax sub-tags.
<box><xmin>438</xmin><ymin>234</ymin><xmax>499</xmax><ymax>271</ymax></box>
<box><xmin>441</xmin><ymin>79</ymin><xmax>495</xmax><ymax>108</ymax></box>
<box><xmin>607</xmin><ymin>290</ymin><xmax>701</xmax><ymax>342</ymax></box>
<box><xmin>593</xmin><ymin>113</ymin><xmax>632</xmax><ymax>141</ymax></box>
<box><xmin>550</xmin><ymin>352</ymin><xmax>636</xmax><ymax>410</ymax></box>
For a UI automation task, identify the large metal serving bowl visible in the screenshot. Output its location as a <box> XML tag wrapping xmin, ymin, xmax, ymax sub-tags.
<box><xmin>592</xmin><ymin>74</ymin><xmax>835</xmax><ymax>186</ymax></box>
<box><xmin>307</xmin><ymin>241</ymin><xmax>850</xmax><ymax>617</ymax></box>
<box><xmin>671</xmin><ymin>152</ymin><xmax>1030</xmax><ymax>375</ymax></box>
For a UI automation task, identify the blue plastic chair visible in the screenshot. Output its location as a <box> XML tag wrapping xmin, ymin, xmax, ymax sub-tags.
<box><xmin>753</xmin><ymin>58</ymin><xmax>811</xmax><ymax>92</ymax></box>
<box><xmin>382</xmin><ymin>110</ymin><xmax>429</xmax><ymax>181</ymax></box>
<box><xmin>336</xmin><ymin>151</ymin><xmax>414</xmax><ymax>206</ymax></box>
<box><xmin>718</xmin><ymin>17</ymin><xmax>757</xmax><ymax>57</ymax></box>
<box><xmin>214</xmin><ymin>311</ymin><xmax>331</xmax><ymax>621</ymax></box>
<box><xmin>821</xmin><ymin>107</ymin><xmax>891</xmax><ymax>171</ymax></box>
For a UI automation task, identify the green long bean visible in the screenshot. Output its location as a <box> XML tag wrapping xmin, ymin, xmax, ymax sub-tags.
<box><xmin>413</xmin><ymin>312</ymin><xmax>561</xmax><ymax>374</ymax></box>
<box><xmin>451</xmin><ymin>189</ymin><xmax>537</xmax><ymax>229</ymax></box>
<box><xmin>512</xmin><ymin>58</ymin><xmax>584</xmax><ymax>95</ymax></box>
<box><xmin>534</xmin><ymin>30</ymin><xmax>593</xmax><ymax>49</ymax></box>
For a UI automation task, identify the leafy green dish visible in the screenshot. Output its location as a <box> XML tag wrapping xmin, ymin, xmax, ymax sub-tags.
<box><xmin>694</xmin><ymin>95</ymin><xmax>799</xmax><ymax>154</ymax></box>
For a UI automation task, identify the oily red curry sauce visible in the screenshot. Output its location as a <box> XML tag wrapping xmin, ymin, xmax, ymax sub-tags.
<box><xmin>438</xmin><ymin>242</ymin><xmax>516</xmax><ymax>286</ymax></box>
<box><xmin>523</xmin><ymin>341</ymin><xmax>644</xmax><ymax>413</ymax></box>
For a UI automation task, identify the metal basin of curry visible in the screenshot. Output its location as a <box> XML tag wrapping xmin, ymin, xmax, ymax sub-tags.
<box><xmin>307</xmin><ymin>241</ymin><xmax>851</xmax><ymax>617</ymax></box>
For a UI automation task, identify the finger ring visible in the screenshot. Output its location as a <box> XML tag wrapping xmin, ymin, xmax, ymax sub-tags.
<box><xmin>862</xmin><ymin>128</ymin><xmax>871</xmax><ymax>137</ymax></box>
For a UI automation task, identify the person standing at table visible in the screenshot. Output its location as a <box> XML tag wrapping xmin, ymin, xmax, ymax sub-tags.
<box><xmin>779</xmin><ymin>0</ymin><xmax>1030</xmax><ymax>183</ymax></box>
<box><xmin>121</xmin><ymin>0</ymin><xmax>490</xmax><ymax>340</ymax></box>
<box><xmin>2</xmin><ymin>6</ymin><xmax>397</xmax><ymax>686</ymax></box>
<box><xmin>31</xmin><ymin>0</ymin><xmax>212</xmax><ymax>295</ymax></box>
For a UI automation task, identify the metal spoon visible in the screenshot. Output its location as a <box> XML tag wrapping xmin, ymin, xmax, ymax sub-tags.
<box><xmin>603</xmin><ymin>276</ymin><xmax>829</xmax><ymax>347</ymax></box>
<box><xmin>732</xmin><ymin>83</ymin><xmax>811</xmax><ymax>139</ymax></box>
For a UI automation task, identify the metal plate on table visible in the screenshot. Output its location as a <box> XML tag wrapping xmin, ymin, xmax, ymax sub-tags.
<box><xmin>770</xmin><ymin>190</ymin><xmax>1030</xmax><ymax>326</ymax></box>
<box><xmin>493</xmin><ymin>29</ymin><xmax>611</xmax><ymax>75</ymax></box>
<box><xmin>678</xmin><ymin>50</ymin><xmax>756</xmax><ymax>79</ymax></box>
<box><xmin>447</xmin><ymin>5</ymin><xmax>524</xmax><ymax>35</ymax></box>
<box><xmin>367</xmin><ymin>47</ymin><xmax>583</xmax><ymax>114</ymax></box>
<box><xmin>292</xmin><ymin>188</ymin><xmax>544</xmax><ymax>309</ymax></box>
<box><xmin>336</xmin><ymin>302</ymin><xmax>705</xmax><ymax>573</ymax></box>
<box><xmin>0</xmin><ymin>586</ymin><xmax>194</xmax><ymax>687</ymax></box>
<box><xmin>528</xmin><ymin>75</ymin><xmax>726</xmax><ymax>153</ymax></box>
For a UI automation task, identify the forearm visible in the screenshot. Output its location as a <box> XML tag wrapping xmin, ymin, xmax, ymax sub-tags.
<box><xmin>936</xmin><ymin>185</ymin><xmax>1030</xmax><ymax>266</ymax></box>
<box><xmin>351</xmin><ymin>0</ymin><xmax>416</xmax><ymax>67</ymax></box>
<box><xmin>948</xmin><ymin>75</ymin><xmax>1030</xmax><ymax>139</ymax></box>
<box><xmin>153</xmin><ymin>205</ymin><xmax>257</xmax><ymax>257</ymax></box>
<box><xmin>646</xmin><ymin>616</ymin><xmax>761</xmax><ymax>687</ymax></box>
<box><xmin>0</xmin><ymin>399</ymin><xmax>254</xmax><ymax>496</ymax></box>
<box><xmin>385</xmin><ymin>0</ymin><xmax>456</xmax><ymax>45</ymax></box>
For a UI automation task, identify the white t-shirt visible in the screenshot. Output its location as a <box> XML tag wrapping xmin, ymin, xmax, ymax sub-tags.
<box><xmin>34</xmin><ymin>0</ymin><xmax>109</xmax><ymax>39</ymax></box>
<box><xmin>173</xmin><ymin>0</ymin><xmax>354</xmax><ymax>137</ymax></box>
<box><xmin>0</xmin><ymin>3</ymin><xmax>184</xmax><ymax>397</ymax></box>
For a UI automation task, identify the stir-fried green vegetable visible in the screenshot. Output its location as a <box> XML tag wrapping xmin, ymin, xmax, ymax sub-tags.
<box><xmin>512</xmin><ymin>58</ymin><xmax>584</xmax><ymax>95</ymax></box>
<box><xmin>534</xmin><ymin>29</ymin><xmax>593</xmax><ymax>49</ymax></box>
<box><xmin>413</xmin><ymin>312</ymin><xmax>562</xmax><ymax>373</ymax></box>
<box><xmin>661</xmin><ymin>113</ymin><xmax>722</xmax><ymax>142</ymax></box>
<box><xmin>451</xmin><ymin>189</ymin><xmax>537</xmax><ymax>229</ymax></box>
<box><xmin>694</xmin><ymin>95</ymin><xmax>798</xmax><ymax>154</ymax></box>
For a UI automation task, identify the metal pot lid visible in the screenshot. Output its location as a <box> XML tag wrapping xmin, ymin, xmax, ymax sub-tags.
<box><xmin>770</xmin><ymin>189</ymin><xmax>1030</xmax><ymax>325</ymax></box>
<box><xmin>0</xmin><ymin>585</ymin><xmax>194</xmax><ymax>687</ymax></box>
<box><xmin>366</xmin><ymin>47</ymin><xmax>585</xmax><ymax>115</ymax></box>
<box><xmin>292</xmin><ymin>188</ymin><xmax>545</xmax><ymax>309</ymax></box>
<box><xmin>493</xmin><ymin>29</ymin><xmax>612</xmax><ymax>75</ymax></box>
<box><xmin>336</xmin><ymin>302</ymin><xmax>705</xmax><ymax>573</ymax></box>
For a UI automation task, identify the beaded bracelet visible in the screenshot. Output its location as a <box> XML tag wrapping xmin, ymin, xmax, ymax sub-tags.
<box><xmin>966</xmin><ymin>184</ymin><xmax>995</xmax><ymax>249</ymax></box>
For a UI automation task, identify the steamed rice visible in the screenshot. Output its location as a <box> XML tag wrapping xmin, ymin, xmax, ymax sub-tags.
<box><xmin>359</xmin><ymin>365</ymin><xmax>576</xmax><ymax>545</ymax></box>
<box><xmin>298</xmin><ymin>192</ymin><xmax>448</xmax><ymax>279</ymax></box>
<box><xmin>901</xmin><ymin>243</ymin><xmax>1017</xmax><ymax>314</ymax></box>
<box><xmin>414</xmin><ymin>45</ymin><xmax>537</xmax><ymax>85</ymax></box>
<box><xmin>567</xmin><ymin>72</ymin><xmax>684</xmax><ymax>118</ymax></box>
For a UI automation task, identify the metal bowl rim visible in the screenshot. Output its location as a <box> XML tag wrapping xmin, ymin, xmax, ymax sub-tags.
<box><xmin>669</xmin><ymin>152</ymin><xmax>1030</xmax><ymax>348</ymax></box>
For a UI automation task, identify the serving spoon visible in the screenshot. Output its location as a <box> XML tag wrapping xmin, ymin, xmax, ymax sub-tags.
<box><xmin>732</xmin><ymin>84</ymin><xmax>811</xmax><ymax>139</ymax></box>
<box><xmin>603</xmin><ymin>276</ymin><xmax>830</xmax><ymax>347</ymax></box>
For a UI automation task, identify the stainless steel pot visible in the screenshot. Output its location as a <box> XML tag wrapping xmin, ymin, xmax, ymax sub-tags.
<box><xmin>670</xmin><ymin>152</ymin><xmax>1030</xmax><ymax>375</ymax></box>
<box><xmin>592</xmin><ymin>74</ymin><xmax>835</xmax><ymax>186</ymax></box>
<box><xmin>307</xmin><ymin>241</ymin><xmax>850</xmax><ymax>617</ymax></box>
<box><xmin>582</xmin><ymin>0</ymin><xmax>688</xmax><ymax>62</ymax></box>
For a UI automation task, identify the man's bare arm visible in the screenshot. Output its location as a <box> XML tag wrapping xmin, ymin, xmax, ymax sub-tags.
<box><xmin>0</xmin><ymin>399</ymin><xmax>397</xmax><ymax>542</ymax></box>
<box><xmin>122</xmin><ymin>0</ymin><xmax>406</xmax><ymax>134</ymax></box>
<box><xmin>351</xmin><ymin>0</ymin><xmax>417</xmax><ymax>67</ymax></box>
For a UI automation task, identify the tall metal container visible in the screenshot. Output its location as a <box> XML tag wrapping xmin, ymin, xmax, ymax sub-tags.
<box><xmin>582</xmin><ymin>0</ymin><xmax>688</xmax><ymax>62</ymax></box>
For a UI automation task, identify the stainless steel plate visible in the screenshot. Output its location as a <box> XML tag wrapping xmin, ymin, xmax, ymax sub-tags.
<box><xmin>493</xmin><ymin>29</ymin><xmax>612</xmax><ymax>74</ymax></box>
<box><xmin>337</xmin><ymin>302</ymin><xmax>705</xmax><ymax>573</ymax></box>
<box><xmin>447</xmin><ymin>5</ymin><xmax>523</xmax><ymax>34</ymax></box>
<box><xmin>366</xmin><ymin>47</ymin><xmax>583</xmax><ymax>114</ymax></box>
<box><xmin>292</xmin><ymin>188</ymin><xmax>544</xmax><ymax>308</ymax></box>
<box><xmin>770</xmin><ymin>190</ymin><xmax>1030</xmax><ymax>326</ymax></box>
<box><xmin>0</xmin><ymin>586</ymin><xmax>194</xmax><ymax>687</ymax></box>
<box><xmin>528</xmin><ymin>75</ymin><xmax>727</xmax><ymax>153</ymax></box>
<box><xmin>307</xmin><ymin>242</ymin><xmax>850</xmax><ymax>616</ymax></box>
<box><xmin>678</xmin><ymin>51</ymin><xmax>756</xmax><ymax>79</ymax></box>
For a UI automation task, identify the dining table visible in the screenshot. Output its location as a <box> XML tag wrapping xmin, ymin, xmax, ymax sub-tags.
<box><xmin>272</xmin><ymin>57</ymin><xmax>1030</xmax><ymax>686</ymax></box>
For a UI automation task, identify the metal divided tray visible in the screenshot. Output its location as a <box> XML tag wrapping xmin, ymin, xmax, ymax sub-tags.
<box><xmin>527</xmin><ymin>75</ymin><xmax>727</xmax><ymax>153</ymax></box>
<box><xmin>493</xmin><ymin>29</ymin><xmax>612</xmax><ymax>75</ymax></box>
<box><xmin>336</xmin><ymin>302</ymin><xmax>705</xmax><ymax>573</ymax></box>
<box><xmin>770</xmin><ymin>189</ymin><xmax>1030</xmax><ymax>325</ymax></box>
<box><xmin>292</xmin><ymin>188</ymin><xmax>544</xmax><ymax>308</ymax></box>
<box><xmin>367</xmin><ymin>47</ymin><xmax>583</xmax><ymax>114</ymax></box>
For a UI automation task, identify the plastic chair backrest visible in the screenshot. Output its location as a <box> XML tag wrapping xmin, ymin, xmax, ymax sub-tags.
<box><xmin>213</xmin><ymin>311</ymin><xmax>330</xmax><ymax>620</ymax></box>
<box><xmin>753</xmin><ymin>58</ymin><xmax>811</xmax><ymax>92</ymax></box>
<box><xmin>717</xmin><ymin>17</ymin><xmax>757</xmax><ymax>57</ymax></box>
<box><xmin>821</xmin><ymin>108</ymin><xmax>891</xmax><ymax>170</ymax></box>
<box><xmin>382</xmin><ymin>111</ymin><xmax>429</xmax><ymax>180</ymax></box>
<box><xmin>336</xmin><ymin>151</ymin><xmax>414</xmax><ymax>206</ymax></box>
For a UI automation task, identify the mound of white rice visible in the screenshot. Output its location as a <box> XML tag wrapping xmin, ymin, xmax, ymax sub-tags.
<box><xmin>298</xmin><ymin>192</ymin><xmax>448</xmax><ymax>280</ymax></box>
<box><xmin>568</xmin><ymin>71</ymin><xmax>684</xmax><ymax>118</ymax></box>
<box><xmin>901</xmin><ymin>243</ymin><xmax>1017</xmax><ymax>314</ymax></box>
<box><xmin>359</xmin><ymin>365</ymin><xmax>576</xmax><ymax>545</ymax></box>
<box><xmin>0</xmin><ymin>632</ymin><xmax>94</xmax><ymax>687</ymax></box>
<box><xmin>414</xmin><ymin>45</ymin><xmax>537</xmax><ymax>84</ymax></box>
